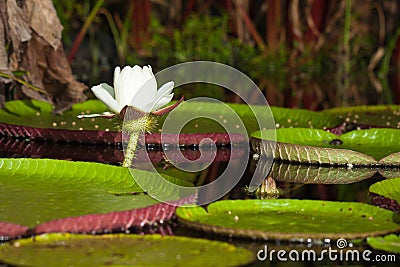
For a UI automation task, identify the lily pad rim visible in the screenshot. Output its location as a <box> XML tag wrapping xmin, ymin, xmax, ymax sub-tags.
<box><xmin>177</xmin><ymin>199</ymin><xmax>400</xmax><ymax>241</ymax></box>
<box><xmin>0</xmin><ymin>232</ymin><xmax>256</xmax><ymax>267</ymax></box>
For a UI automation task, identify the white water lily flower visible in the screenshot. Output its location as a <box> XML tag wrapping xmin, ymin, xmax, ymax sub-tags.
<box><xmin>91</xmin><ymin>65</ymin><xmax>174</xmax><ymax>114</ymax></box>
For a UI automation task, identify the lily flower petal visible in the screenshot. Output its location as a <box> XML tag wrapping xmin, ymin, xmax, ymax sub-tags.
<box><xmin>88</xmin><ymin>64</ymin><xmax>177</xmax><ymax>116</ymax></box>
<box><xmin>91</xmin><ymin>83</ymin><xmax>119</xmax><ymax>113</ymax></box>
<box><xmin>150</xmin><ymin>81</ymin><xmax>175</xmax><ymax>111</ymax></box>
<box><xmin>117</xmin><ymin>66</ymin><xmax>138</xmax><ymax>110</ymax></box>
<box><xmin>113</xmin><ymin>66</ymin><xmax>121</xmax><ymax>104</ymax></box>
<box><xmin>130</xmin><ymin>66</ymin><xmax>158</xmax><ymax>112</ymax></box>
<box><xmin>156</xmin><ymin>81</ymin><xmax>175</xmax><ymax>97</ymax></box>
<box><xmin>152</xmin><ymin>94</ymin><xmax>174</xmax><ymax>111</ymax></box>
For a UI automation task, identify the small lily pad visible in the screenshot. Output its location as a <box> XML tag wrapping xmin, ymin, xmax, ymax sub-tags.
<box><xmin>369</xmin><ymin>178</ymin><xmax>400</xmax><ymax>212</ymax></box>
<box><xmin>367</xmin><ymin>234</ymin><xmax>400</xmax><ymax>254</ymax></box>
<box><xmin>176</xmin><ymin>199</ymin><xmax>400</xmax><ymax>240</ymax></box>
<box><xmin>0</xmin><ymin>233</ymin><xmax>255</xmax><ymax>267</ymax></box>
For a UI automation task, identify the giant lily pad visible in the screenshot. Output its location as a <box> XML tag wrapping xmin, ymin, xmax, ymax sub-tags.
<box><xmin>176</xmin><ymin>199</ymin><xmax>400</xmax><ymax>240</ymax></box>
<box><xmin>369</xmin><ymin>178</ymin><xmax>400</xmax><ymax>213</ymax></box>
<box><xmin>271</xmin><ymin>106</ymin><xmax>342</xmax><ymax>129</ymax></box>
<box><xmin>31</xmin><ymin>201</ymin><xmax>181</xmax><ymax>236</ymax></box>
<box><xmin>157</xmin><ymin>101</ymin><xmax>341</xmax><ymax>134</ymax></box>
<box><xmin>367</xmin><ymin>234</ymin><xmax>400</xmax><ymax>254</ymax></box>
<box><xmin>0</xmin><ymin>99</ymin><xmax>119</xmax><ymax>144</ymax></box>
<box><xmin>0</xmin><ymin>99</ymin><xmax>341</xmax><ymax>147</ymax></box>
<box><xmin>0</xmin><ymin>100</ymin><xmax>247</xmax><ymax>145</ymax></box>
<box><xmin>0</xmin><ymin>233</ymin><xmax>255</xmax><ymax>267</ymax></box>
<box><xmin>0</xmin><ymin>99</ymin><xmax>112</xmax><ymax>130</ymax></box>
<box><xmin>0</xmin><ymin>158</ymin><xmax>192</xmax><ymax>227</ymax></box>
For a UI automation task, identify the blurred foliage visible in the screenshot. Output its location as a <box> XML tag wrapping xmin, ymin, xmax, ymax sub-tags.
<box><xmin>51</xmin><ymin>0</ymin><xmax>400</xmax><ymax>108</ymax></box>
<box><xmin>145</xmin><ymin>14</ymin><xmax>333</xmax><ymax>101</ymax></box>
<box><xmin>147</xmin><ymin>14</ymin><xmax>262</xmax><ymax>100</ymax></box>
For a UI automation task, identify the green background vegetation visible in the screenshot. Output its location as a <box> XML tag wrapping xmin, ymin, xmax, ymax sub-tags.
<box><xmin>52</xmin><ymin>0</ymin><xmax>400</xmax><ymax>109</ymax></box>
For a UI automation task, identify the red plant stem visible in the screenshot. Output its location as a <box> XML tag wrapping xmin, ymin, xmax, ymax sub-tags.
<box><xmin>232</xmin><ymin>0</ymin><xmax>266</xmax><ymax>51</ymax></box>
<box><xmin>67</xmin><ymin>0</ymin><xmax>105</xmax><ymax>63</ymax></box>
<box><xmin>304</xmin><ymin>0</ymin><xmax>328</xmax><ymax>43</ymax></box>
<box><xmin>266</xmin><ymin>0</ymin><xmax>280</xmax><ymax>51</ymax></box>
<box><xmin>131</xmin><ymin>0</ymin><xmax>151</xmax><ymax>51</ymax></box>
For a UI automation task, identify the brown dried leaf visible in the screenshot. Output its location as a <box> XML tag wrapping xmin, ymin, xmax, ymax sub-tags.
<box><xmin>0</xmin><ymin>0</ymin><xmax>87</xmax><ymax>113</ymax></box>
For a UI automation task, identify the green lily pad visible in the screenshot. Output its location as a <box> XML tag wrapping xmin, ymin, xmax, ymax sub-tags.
<box><xmin>156</xmin><ymin>100</ymin><xmax>275</xmax><ymax>135</ymax></box>
<box><xmin>176</xmin><ymin>199</ymin><xmax>400</xmax><ymax>240</ymax></box>
<box><xmin>367</xmin><ymin>234</ymin><xmax>400</xmax><ymax>254</ymax></box>
<box><xmin>0</xmin><ymin>99</ymin><xmax>269</xmax><ymax>135</ymax></box>
<box><xmin>339</xmin><ymin>128</ymin><xmax>400</xmax><ymax>160</ymax></box>
<box><xmin>0</xmin><ymin>233</ymin><xmax>255</xmax><ymax>267</ymax></box>
<box><xmin>251</xmin><ymin>128</ymin><xmax>400</xmax><ymax>163</ymax></box>
<box><xmin>369</xmin><ymin>178</ymin><xmax>400</xmax><ymax>204</ymax></box>
<box><xmin>369</xmin><ymin>178</ymin><xmax>400</xmax><ymax>212</ymax></box>
<box><xmin>157</xmin><ymin>101</ymin><xmax>341</xmax><ymax>134</ymax></box>
<box><xmin>324</xmin><ymin>105</ymin><xmax>400</xmax><ymax>128</ymax></box>
<box><xmin>271</xmin><ymin>106</ymin><xmax>342</xmax><ymax>129</ymax></box>
<box><xmin>0</xmin><ymin>100</ymin><xmax>341</xmax><ymax>146</ymax></box>
<box><xmin>0</xmin><ymin>99</ymin><xmax>113</xmax><ymax>131</ymax></box>
<box><xmin>0</xmin><ymin>158</ymin><xmax>192</xmax><ymax>227</ymax></box>
<box><xmin>227</xmin><ymin>104</ymin><xmax>341</xmax><ymax>130</ymax></box>
<box><xmin>254</xmin><ymin>127</ymin><xmax>339</xmax><ymax>147</ymax></box>
<box><xmin>0</xmin><ymin>100</ymin><xmax>243</xmax><ymax>145</ymax></box>
<box><xmin>0</xmin><ymin>99</ymin><xmax>341</xmax><ymax>132</ymax></box>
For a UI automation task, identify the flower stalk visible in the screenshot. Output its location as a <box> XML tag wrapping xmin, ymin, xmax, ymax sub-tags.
<box><xmin>123</xmin><ymin>131</ymin><xmax>140</xmax><ymax>167</ymax></box>
<box><xmin>121</xmin><ymin>113</ymin><xmax>157</xmax><ymax>167</ymax></box>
